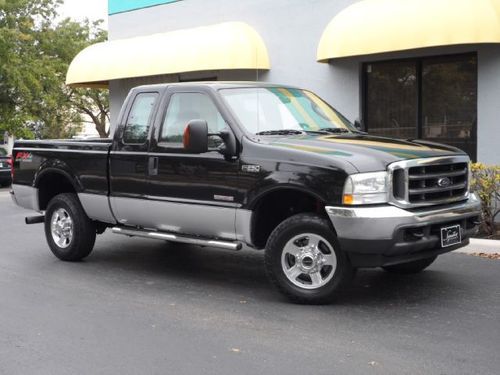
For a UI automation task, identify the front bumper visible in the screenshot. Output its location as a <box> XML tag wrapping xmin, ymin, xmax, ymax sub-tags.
<box><xmin>325</xmin><ymin>194</ymin><xmax>482</xmax><ymax>267</ymax></box>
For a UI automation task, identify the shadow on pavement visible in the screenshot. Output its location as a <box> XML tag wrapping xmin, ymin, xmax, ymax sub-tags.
<box><xmin>76</xmin><ymin>235</ymin><xmax>467</xmax><ymax>307</ymax></box>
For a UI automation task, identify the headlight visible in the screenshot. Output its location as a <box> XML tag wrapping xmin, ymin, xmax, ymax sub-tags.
<box><xmin>343</xmin><ymin>171</ymin><xmax>389</xmax><ymax>205</ymax></box>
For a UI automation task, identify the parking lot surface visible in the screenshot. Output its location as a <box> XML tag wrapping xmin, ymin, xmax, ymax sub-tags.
<box><xmin>1</xmin><ymin>188</ymin><xmax>499</xmax><ymax>375</ymax></box>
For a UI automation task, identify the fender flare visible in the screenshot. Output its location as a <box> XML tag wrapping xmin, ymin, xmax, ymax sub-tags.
<box><xmin>34</xmin><ymin>163</ymin><xmax>83</xmax><ymax>193</ymax></box>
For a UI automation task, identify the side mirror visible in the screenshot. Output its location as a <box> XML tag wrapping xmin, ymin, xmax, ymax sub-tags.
<box><xmin>183</xmin><ymin>120</ymin><xmax>208</xmax><ymax>153</ymax></box>
<box><xmin>218</xmin><ymin>129</ymin><xmax>237</xmax><ymax>157</ymax></box>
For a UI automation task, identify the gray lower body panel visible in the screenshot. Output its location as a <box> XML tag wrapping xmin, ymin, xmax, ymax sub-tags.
<box><xmin>78</xmin><ymin>193</ymin><xmax>116</xmax><ymax>224</ymax></box>
<box><xmin>110</xmin><ymin>196</ymin><xmax>240</xmax><ymax>240</ymax></box>
<box><xmin>10</xmin><ymin>184</ymin><xmax>40</xmax><ymax>212</ymax></box>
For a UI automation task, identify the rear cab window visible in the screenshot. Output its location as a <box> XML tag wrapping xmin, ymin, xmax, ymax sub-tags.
<box><xmin>122</xmin><ymin>92</ymin><xmax>159</xmax><ymax>144</ymax></box>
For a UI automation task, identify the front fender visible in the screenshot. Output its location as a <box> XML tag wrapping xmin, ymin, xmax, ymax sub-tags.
<box><xmin>244</xmin><ymin>165</ymin><xmax>348</xmax><ymax>209</ymax></box>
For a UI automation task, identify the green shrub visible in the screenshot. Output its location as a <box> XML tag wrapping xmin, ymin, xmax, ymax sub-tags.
<box><xmin>470</xmin><ymin>163</ymin><xmax>500</xmax><ymax>236</ymax></box>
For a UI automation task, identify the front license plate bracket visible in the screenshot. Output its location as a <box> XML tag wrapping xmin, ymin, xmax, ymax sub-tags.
<box><xmin>440</xmin><ymin>224</ymin><xmax>461</xmax><ymax>248</ymax></box>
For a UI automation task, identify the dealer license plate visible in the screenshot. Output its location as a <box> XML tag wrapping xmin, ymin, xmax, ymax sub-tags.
<box><xmin>440</xmin><ymin>224</ymin><xmax>461</xmax><ymax>248</ymax></box>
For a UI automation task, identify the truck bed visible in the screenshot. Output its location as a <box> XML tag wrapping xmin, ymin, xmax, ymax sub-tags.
<box><xmin>13</xmin><ymin>139</ymin><xmax>112</xmax><ymax>196</ymax></box>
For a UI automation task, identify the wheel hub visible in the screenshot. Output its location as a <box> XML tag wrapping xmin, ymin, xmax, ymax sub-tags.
<box><xmin>296</xmin><ymin>249</ymin><xmax>324</xmax><ymax>273</ymax></box>
<box><xmin>281</xmin><ymin>233</ymin><xmax>337</xmax><ymax>290</ymax></box>
<box><xmin>50</xmin><ymin>208</ymin><xmax>74</xmax><ymax>249</ymax></box>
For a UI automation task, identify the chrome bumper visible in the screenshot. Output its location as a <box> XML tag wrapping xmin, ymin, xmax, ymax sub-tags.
<box><xmin>325</xmin><ymin>193</ymin><xmax>482</xmax><ymax>242</ymax></box>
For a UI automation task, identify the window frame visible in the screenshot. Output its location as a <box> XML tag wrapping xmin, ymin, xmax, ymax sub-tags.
<box><xmin>155</xmin><ymin>90</ymin><xmax>230</xmax><ymax>153</ymax></box>
<box><xmin>361</xmin><ymin>52</ymin><xmax>478</xmax><ymax>160</ymax></box>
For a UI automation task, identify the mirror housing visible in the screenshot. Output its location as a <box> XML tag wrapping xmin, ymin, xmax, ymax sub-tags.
<box><xmin>354</xmin><ymin>118</ymin><xmax>364</xmax><ymax>131</ymax></box>
<box><xmin>218</xmin><ymin>129</ymin><xmax>237</xmax><ymax>157</ymax></box>
<box><xmin>183</xmin><ymin>120</ymin><xmax>208</xmax><ymax>154</ymax></box>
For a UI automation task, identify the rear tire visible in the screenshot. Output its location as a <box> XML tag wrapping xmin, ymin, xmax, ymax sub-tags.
<box><xmin>44</xmin><ymin>193</ymin><xmax>96</xmax><ymax>261</ymax></box>
<box><xmin>264</xmin><ymin>213</ymin><xmax>354</xmax><ymax>304</ymax></box>
<box><xmin>382</xmin><ymin>256</ymin><xmax>437</xmax><ymax>274</ymax></box>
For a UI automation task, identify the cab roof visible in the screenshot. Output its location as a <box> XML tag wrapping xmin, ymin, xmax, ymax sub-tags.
<box><xmin>134</xmin><ymin>81</ymin><xmax>301</xmax><ymax>91</ymax></box>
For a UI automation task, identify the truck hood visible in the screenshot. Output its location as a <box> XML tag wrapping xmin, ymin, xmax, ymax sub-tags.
<box><xmin>264</xmin><ymin>133</ymin><xmax>466</xmax><ymax>173</ymax></box>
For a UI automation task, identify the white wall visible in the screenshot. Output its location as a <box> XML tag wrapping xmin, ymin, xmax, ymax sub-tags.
<box><xmin>108</xmin><ymin>0</ymin><xmax>500</xmax><ymax>164</ymax></box>
<box><xmin>477</xmin><ymin>45</ymin><xmax>500</xmax><ymax>165</ymax></box>
<box><xmin>108</xmin><ymin>0</ymin><xmax>361</xmax><ymax>128</ymax></box>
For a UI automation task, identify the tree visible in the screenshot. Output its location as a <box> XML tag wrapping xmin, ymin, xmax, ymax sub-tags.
<box><xmin>0</xmin><ymin>0</ymin><xmax>109</xmax><ymax>139</ymax></box>
<box><xmin>0</xmin><ymin>0</ymin><xmax>63</xmax><ymax>138</ymax></box>
<box><xmin>45</xmin><ymin>18</ymin><xmax>109</xmax><ymax>137</ymax></box>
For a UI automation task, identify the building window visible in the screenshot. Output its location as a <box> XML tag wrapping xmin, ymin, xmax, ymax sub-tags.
<box><xmin>363</xmin><ymin>53</ymin><xmax>477</xmax><ymax>160</ymax></box>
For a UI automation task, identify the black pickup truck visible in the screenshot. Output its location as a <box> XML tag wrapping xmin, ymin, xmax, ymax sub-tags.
<box><xmin>10</xmin><ymin>82</ymin><xmax>481</xmax><ymax>303</ymax></box>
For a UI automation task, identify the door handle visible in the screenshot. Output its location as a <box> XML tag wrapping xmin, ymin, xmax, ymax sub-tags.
<box><xmin>148</xmin><ymin>156</ymin><xmax>158</xmax><ymax>176</ymax></box>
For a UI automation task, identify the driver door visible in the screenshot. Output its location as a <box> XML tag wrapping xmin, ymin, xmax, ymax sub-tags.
<box><xmin>145</xmin><ymin>88</ymin><xmax>240</xmax><ymax>239</ymax></box>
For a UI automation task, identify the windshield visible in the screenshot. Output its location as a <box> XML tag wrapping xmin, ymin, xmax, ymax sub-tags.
<box><xmin>0</xmin><ymin>148</ymin><xmax>7</xmax><ymax>156</ymax></box>
<box><xmin>220</xmin><ymin>87</ymin><xmax>354</xmax><ymax>134</ymax></box>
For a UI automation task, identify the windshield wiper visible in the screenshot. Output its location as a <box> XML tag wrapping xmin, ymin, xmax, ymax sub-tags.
<box><xmin>256</xmin><ymin>129</ymin><xmax>305</xmax><ymax>136</ymax></box>
<box><xmin>317</xmin><ymin>128</ymin><xmax>350</xmax><ymax>134</ymax></box>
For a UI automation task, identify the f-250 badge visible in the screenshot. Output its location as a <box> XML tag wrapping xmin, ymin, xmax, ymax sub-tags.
<box><xmin>242</xmin><ymin>164</ymin><xmax>260</xmax><ymax>173</ymax></box>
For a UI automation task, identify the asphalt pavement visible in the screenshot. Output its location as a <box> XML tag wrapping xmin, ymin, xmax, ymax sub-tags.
<box><xmin>1</xmin><ymin>187</ymin><xmax>499</xmax><ymax>375</ymax></box>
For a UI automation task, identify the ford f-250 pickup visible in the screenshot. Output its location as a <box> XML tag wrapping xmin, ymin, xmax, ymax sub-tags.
<box><xmin>10</xmin><ymin>82</ymin><xmax>482</xmax><ymax>304</ymax></box>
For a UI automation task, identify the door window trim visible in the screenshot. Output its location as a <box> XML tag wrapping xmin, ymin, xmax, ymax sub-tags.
<box><xmin>153</xmin><ymin>90</ymin><xmax>233</xmax><ymax>153</ymax></box>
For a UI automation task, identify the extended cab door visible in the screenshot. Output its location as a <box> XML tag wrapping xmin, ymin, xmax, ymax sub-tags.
<box><xmin>109</xmin><ymin>90</ymin><xmax>160</xmax><ymax>225</ymax></box>
<box><xmin>145</xmin><ymin>87</ymin><xmax>240</xmax><ymax>240</ymax></box>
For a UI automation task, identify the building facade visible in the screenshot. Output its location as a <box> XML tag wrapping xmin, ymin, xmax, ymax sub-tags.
<box><xmin>69</xmin><ymin>0</ymin><xmax>500</xmax><ymax>164</ymax></box>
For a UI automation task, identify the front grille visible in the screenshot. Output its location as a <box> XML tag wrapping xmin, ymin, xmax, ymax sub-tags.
<box><xmin>390</xmin><ymin>157</ymin><xmax>470</xmax><ymax>208</ymax></box>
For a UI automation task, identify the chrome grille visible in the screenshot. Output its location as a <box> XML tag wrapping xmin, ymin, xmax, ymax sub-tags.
<box><xmin>389</xmin><ymin>156</ymin><xmax>470</xmax><ymax>208</ymax></box>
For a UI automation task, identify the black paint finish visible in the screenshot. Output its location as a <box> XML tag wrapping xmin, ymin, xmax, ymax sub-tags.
<box><xmin>12</xmin><ymin>140</ymin><xmax>111</xmax><ymax>195</ymax></box>
<box><xmin>12</xmin><ymin>82</ymin><xmax>467</xmax><ymax>211</ymax></box>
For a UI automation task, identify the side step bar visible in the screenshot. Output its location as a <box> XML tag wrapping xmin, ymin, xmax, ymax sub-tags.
<box><xmin>111</xmin><ymin>227</ymin><xmax>242</xmax><ymax>251</ymax></box>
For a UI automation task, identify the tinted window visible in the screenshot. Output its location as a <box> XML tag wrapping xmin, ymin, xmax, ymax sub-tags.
<box><xmin>365</xmin><ymin>61</ymin><xmax>417</xmax><ymax>139</ymax></box>
<box><xmin>0</xmin><ymin>148</ymin><xmax>7</xmax><ymax>156</ymax></box>
<box><xmin>123</xmin><ymin>92</ymin><xmax>158</xmax><ymax>144</ymax></box>
<box><xmin>422</xmin><ymin>56</ymin><xmax>477</xmax><ymax>158</ymax></box>
<box><xmin>364</xmin><ymin>54</ymin><xmax>477</xmax><ymax>160</ymax></box>
<box><xmin>160</xmin><ymin>93</ymin><xmax>226</xmax><ymax>145</ymax></box>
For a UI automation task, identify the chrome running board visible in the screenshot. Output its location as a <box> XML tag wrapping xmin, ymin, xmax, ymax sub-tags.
<box><xmin>111</xmin><ymin>227</ymin><xmax>242</xmax><ymax>251</ymax></box>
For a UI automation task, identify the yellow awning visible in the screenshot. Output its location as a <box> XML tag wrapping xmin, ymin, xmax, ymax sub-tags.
<box><xmin>317</xmin><ymin>0</ymin><xmax>500</xmax><ymax>61</ymax></box>
<box><xmin>66</xmin><ymin>22</ymin><xmax>270</xmax><ymax>88</ymax></box>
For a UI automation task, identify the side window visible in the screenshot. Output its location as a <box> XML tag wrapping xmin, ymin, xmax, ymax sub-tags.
<box><xmin>159</xmin><ymin>92</ymin><xmax>227</xmax><ymax>146</ymax></box>
<box><xmin>123</xmin><ymin>92</ymin><xmax>158</xmax><ymax>144</ymax></box>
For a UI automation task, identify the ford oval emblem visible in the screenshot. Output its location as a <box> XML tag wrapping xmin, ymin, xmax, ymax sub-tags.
<box><xmin>437</xmin><ymin>177</ymin><xmax>452</xmax><ymax>187</ymax></box>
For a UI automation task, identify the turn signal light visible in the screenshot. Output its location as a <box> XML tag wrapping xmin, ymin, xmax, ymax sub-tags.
<box><xmin>343</xmin><ymin>194</ymin><xmax>354</xmax><ymax>205</ymax></box>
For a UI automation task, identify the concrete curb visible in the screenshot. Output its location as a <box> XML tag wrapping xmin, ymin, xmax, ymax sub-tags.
<box><xmin>454</xmin><ymin>238</ymin><xmax>500</xmax><ymax>254</ymax></box>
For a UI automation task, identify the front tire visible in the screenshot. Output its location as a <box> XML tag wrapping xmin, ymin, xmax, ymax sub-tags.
<box><xmin>382</xmin><ymin>256</ymin><xmax>437</xmax><ymax>274</ymax></box>
<box><xmin>264</xmin><ymin>213</ymin><xmax>354</xmax><ymax>304</ymax></box>
<box><xmin>44</xmin><ymin>193</ymin><xmax>96</xmax><ymax>261</ymax></box>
